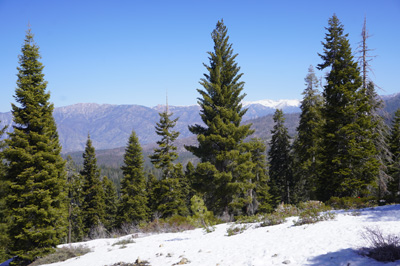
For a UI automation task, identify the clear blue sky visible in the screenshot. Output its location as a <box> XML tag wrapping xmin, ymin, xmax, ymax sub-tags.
<box><xmin>0</xmin><ymin>0</ymin><xmax>399</xmax><ymax>112</ymax></box>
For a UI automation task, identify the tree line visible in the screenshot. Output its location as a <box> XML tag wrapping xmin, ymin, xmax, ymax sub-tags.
<box><xmin>0</xmin><ymin>15</ymin><xmax>399</xmax><ymax>265</ymax></box>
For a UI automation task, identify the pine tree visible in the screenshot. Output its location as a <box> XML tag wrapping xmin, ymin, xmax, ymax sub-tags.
<box><xmin>185</xmin><ymin>20</ymin><xmax>253</xmax><ymax>216</ymax></box>
<box><xmin>117</xmin><ymin>130</ymin><xmax>149</xmax><ymax>226</ymax></box>
<box><xmin>0</xmin><ymin>124</ymin><xmax>9</xmax><ymax>261</ymax></box>
<box><xmin>2</xmin><ymin>29</ymin><xmax>67</xmax><ymax>265</ymax></box>
<box><xmin>150</xmin><ymin>108</ymin><xmax>188</xmax><ymax>217</ymax></box>
<box><xmin>268</xmin><ymin>109</ymin><xmax>293</xmax><ymax>205</ymax></box>
<box><xmin>65</xmin><ymin>156</ymin><xmax>84</xmax><ymax>243</ymax></box>
<box><xmin>145</xmin><ymin>172</ymin><xmax>159</xmax><ymax>217</ymax></box>
<box><xmin>80</xmin><ymin>135</ymin><xmax>105</xmax><ymax>236</ymax></box>
<box><xmin>317</xmin><ymin>15</ymin><xmax>379</xmax><ymax>200</ymax></box>
<box><xmin>366</xmin><ymin>82</ymin><xmax>392</xmax><ymax>199</ymax></box>
<box><xmin>102</xmin><ymin>176</ymin><xmax>118</xmax><ymax>231</ymax></box>
<box><xmin>292</xmin><ymin>66</ymin><xmax>324</xmax><ymax>202</ymax></box>
<box><xmin>388</xmin><ymin>109</ymin><xmax>400</xmax><ymax>202</ymax></box>
<box><xmin>245</xmin><ymin>139</ymin><xmax>271</xmax><ymax>214</ymax></box>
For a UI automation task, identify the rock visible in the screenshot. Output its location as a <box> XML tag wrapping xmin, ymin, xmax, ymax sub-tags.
<box><xmin>282</xmin><ymin>260</ymin><xmax>291</xmax><ymax>264</ymax></box>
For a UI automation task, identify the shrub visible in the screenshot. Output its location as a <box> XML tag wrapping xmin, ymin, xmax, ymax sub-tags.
<box><xmin>112</xmin><ymin>238</ymin><xmax>135</xmax><ymax>246</ymax></box>
<box><xmin>275</xmin><ymin>203</ymin><xmax>299</xmax><ymax>217</ymax></box>
<box><xmin>327</xmin><ymin>196</ymin><xmax>377</xmax><ymax>210</ymax></box>
<box><xmin>139</xmin><ymin>215</ymin><xmax>196</xmax><ymax>233</ymax></box>
<box><xmin>226</xmin><ymin>224</ymin><xmax>248</xmax><ymax>236</ymax></box>
<box><xmin>260</xmin><ymin>212</ymin><xmax>286</xmax><ymax>227</ymax></box>
<box><xmin>29</xmin><ymin>245</ymin><xmax>91</xmax><ymax>266</ymax></box>
<box><xmin>294</xmin><ymin>201</ymin><xmax>335</xmax><ymax>226</ymax></box>
<box><xmin>189</xmin><ymin>195</ymin><xmax>218</xmax><ymax>232</ymax></box>
<box><xmin>361</xmin><ymin>227</ymin><xmax>400</xmax><ymax>262</ymax></box>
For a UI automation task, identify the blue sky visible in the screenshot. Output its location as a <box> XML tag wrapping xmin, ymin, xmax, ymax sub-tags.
<box><xmin>0</xmin><ymin>0</ymin><xmax>399</xmax><ymax>112</ymax></box>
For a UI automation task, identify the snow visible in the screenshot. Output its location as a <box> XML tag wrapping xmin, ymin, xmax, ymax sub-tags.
<box><xmin>46</xmin><ymin>204</ymin><xmax>400</xmax><ymax>266</ymax></box>
<box><xmin>242</xmin><ymin>99</ymin><xmax>301</xmax><ymax>109</ymax></box>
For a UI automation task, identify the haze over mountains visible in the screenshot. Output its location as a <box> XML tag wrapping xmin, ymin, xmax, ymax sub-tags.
<box><xmin>0</xmin><ymin>94</ymin><xmax>399</xmax><ymax>153</ymax></box>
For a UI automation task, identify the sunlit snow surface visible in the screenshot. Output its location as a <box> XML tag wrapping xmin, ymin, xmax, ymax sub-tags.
<box><xmin>47</xmin><ymin>204</ymin><xmax>400</xmax><ymax>266</ymax></box>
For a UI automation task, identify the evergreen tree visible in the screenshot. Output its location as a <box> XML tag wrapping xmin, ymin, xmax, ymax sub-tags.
<box><xmin>316</xmin><ymin>15</ymin><xmax>379</xmax><ymax>201</ymax></box>
<box><xmin>0</xmin><ymin>124</ymin><xmax>9</xmax><ymax>261</ymax></box>
<box><xmin>2</xmin><ymin>29</ymin><xmax>67</xmax><ymax>265</ymax></box>
<box><xmin>292</xmin><ymin>66</ymin><xmax>324</xmax><ymax>202</ymax></box>
<box><xmin>65</xmin><ymin>156</ymin><xmax>84</xmax><ymax>243</ymax></box>
<box><xmin>80</xmin><ymin>135</ymin><xmax>105</xmax><ymax>236</ymax></box>
<box><xmin>146</xmin><ymin>172</ymin><xmax>159</xmax><ymax>217</ymax></box>
<box><xmin>388</xmin><ymin>109</ymin><xmax>400</xmax><ymax>201</ymax></box>
<box><xmin>185</xmin><ymin>20</ymin><xmax>253</xmax><ymax>216</ymax></box>
<box><xmin>102</xmin><ymin>176</ymin><xmax>118</xmax><ymax>231</ymax></box>
<box><xmin>117</xmin><ymin>130</ymin><xmax>149</xmax><ymax>226</ymax></box>
<box><xmin>245</xmin><ymin>139</ymin><xmax>271</xmax><ymax>214</ymax></box>
<box><xmin>268</xmin><ymin>109</ymin><xmax>293</xmax><ymax>205</ymax></box>
<box><xmin>150</xmin><ymin>108</ymin><xmax>188</xmax><ymax>217</ymax></box>
<box><xmin>366</xmin><ymin>82</ymin><xmax>392</xmax><ymax>199</ymax></box>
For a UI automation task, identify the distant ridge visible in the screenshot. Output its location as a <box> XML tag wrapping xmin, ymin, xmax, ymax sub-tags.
<box><xmin>1</xmin><ymin>93</ymin><xmax>399</xmax><ymax>153</ymax></box>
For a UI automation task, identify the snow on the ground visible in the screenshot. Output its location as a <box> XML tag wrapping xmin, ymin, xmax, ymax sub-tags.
<box><xmin>47</xmin><ymin>205</ymin><xmax>400</xmax><ymax>266</ymax></box>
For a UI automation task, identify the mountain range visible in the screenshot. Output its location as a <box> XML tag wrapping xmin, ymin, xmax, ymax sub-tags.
<box><xmin>0</xmin><ymin>94</ymin><xmax>399</xmax><ymax>154</ymax></box>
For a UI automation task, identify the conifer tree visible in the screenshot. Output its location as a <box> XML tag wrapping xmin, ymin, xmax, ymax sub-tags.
<box><xmin>150</xmin><ymin>108</ymin><xmax>188</xmax><ymax>217</ymax></box>
<box><xmin>102</xmin><ymin>176</ymin><xmax>118</xmax><ymax>231</ymax></box>
<box><xmin>245</xmin><ymin>139</ymin><xmax>271</xmax><ymax>214</ymax></box>
<box><xmin>80</xmin><ymin>135</ymin><xmax>105</xmax><ymax>236</ymax></box>
<box><xmin>316</xmin><ymin>15</ymin><xmax>379</xmax><ymax>201</ymax></box>
<box><xmin>388</xmin><ymin>109</ymin><xmax>400</xmax><ymax>201</ymax></box>
<box><xmin>185</xmin><ymin>20</ymin><xmax>253</xmax><ymax>216</ymax></box>
<box><xmin>292</xmin><ymin>66</ymin><xmax>324</xmax><ymax>202</ymax></box>
<box><xmin>0</xmin><ymin>124</ymin><xmax>9</xmax><ymax>261</ymax></box>
<box><xmin>268</xmin><ymin>109</ymin><xmax>293</xmax><ymax>205</ymax></box>
<box><xmin>2</xmin><ymin>29</ymin><xmax>67</xmax><ymax>265</ymax></box>
<box><xmin>366</xmin><ymin>82</ymin><xmax>392</xmax><ymax>199</ymax></box>
<box><xmin>65</xmin><ymin>156</ymin><xmax>84</xmax><ymax>243</ymax></box>
<box><xmin>146</xmin><ymin>172</ymin><xmax>159</xmax><ymax>217</ymax></box>
<box><xmin>117</xmin><ymin>130</ymin><xmax>149</xmax><ymax>226</ymax></box>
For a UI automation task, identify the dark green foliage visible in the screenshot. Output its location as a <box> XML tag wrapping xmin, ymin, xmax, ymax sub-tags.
<box><xmin>366</xmin><ymin>82</ymin><xmax>392</xmax><ymax>199</ymax></box>
<box><xmin>150</xmin><ymin>109</ymin><xmax>188</xmax><ymax>218</ymax></box>
<box><xmin>80</xmin><ymin>136</ymin><xmax>105</xmax><ymax>235</ymax></box>
<box><xmin>388</xmin><ymin>109</ymin><xmax>400</xmax><ymax>201</ymax></box>
<box><xmin>186</xmin><ymin>20</ymin><xmax>254</xmax><ymax>216</ymax></box>
<box><xmin>292</xmin><ymin>66</ymin><xmax>324</xmax><ymax>202</ymax></box>
<box><xmin>2</xmin><ymin>29</ymin><xmax>67</xmax><ymax>265</ymax></box>
<box><xmin>65</xmin><ymin>156</ymin><xmax>84</xmax><ymax>243</ymax></box>
<box><xmin>117</xmin><ymin>130</ymin><xmax>149</xmax><ymax>226</ymax></box>
<box><xmin>317</xmin><ymin>15</ymin><xmax>379</xmax><ymax>201</ymax></box>
<box><xmin>246</xmin><ymin>139</ymin><xmax>271</xmax><ymax>213</ymax></box>
<box><xmin>327</xmin><ymin>196</ymin><xmax>377</xmax><ymax>210</ymax></box>
<box><xmin>145</xmin><ymin>172</ymin><xmax>158</xmax><ymax>216</ymax></box>
<box><xmin>102</xmin><ymin>176</ymin><xmax>118</xmax><ymax>231</ymax></box>
<box><xmin>268</xmin><ymin>109</ymin><xmax>293</xmax><ymax>205</ymax></box>
<box><xmin>0</xmin><ymin>124</ymin><xmax>9</xmax><ymax>262</ymax></box>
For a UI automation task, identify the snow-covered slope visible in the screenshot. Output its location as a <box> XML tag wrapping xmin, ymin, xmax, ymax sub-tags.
<box><xmin>47</xmin><ymin>204</ymin><xmax>400</xmax><ymax>266</ymax></box>
<box><xmin>243</xmin><ymin>99</ymin><xmax>301</xmax><ymax>109</ymax></box>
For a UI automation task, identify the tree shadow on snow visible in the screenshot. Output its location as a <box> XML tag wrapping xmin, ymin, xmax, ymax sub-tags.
<box><xmin>354</xmin><ymin>204</ymin><xmax>400</xmax><ymax>222</ymax></box>
<box><xmin>306</xmin><ymin>248</ymin><xmax>372</xmax><ymax>266</ymax></box>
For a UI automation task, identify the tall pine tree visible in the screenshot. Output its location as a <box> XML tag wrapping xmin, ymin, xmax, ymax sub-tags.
<box><xmin>2</xmin><ymin>29</ymin><xmax>67</xmax><ymax>265</ymax></box>
<box><xmin>268</xmin><ymin>109</ymin><xmax>293</xmax><ymax>205</ymax></box>
<box><xmin>292</xmin><ymin>66</ymin><xmax>324</xmax><ymax>202</ymax></box>
<box><xmin>185</xmin><ymin>20</ymin><xmax>253</xmax><ymax>216</ymax></box>
<box><xmin>102</xmin><ymin>176</ymin><xmax>118</xmax><ymax>231</ymax></box>
<box><xmin>80</xmin><ymin>135</ymin><xmax>105</xmax><ymax>236</ymax></box>
<box><xmin>150</xmin><ymin>108</ymin><xmax>188</xmax><ymax>217</ymax></box>
<box><xmin>388</xmin><ymin>109</ymin><xmax>400</xmax><ymax>202</ymax></box>
<box><xmin>0</xmin><ymin>124</ymin><xmax>9</xmax><ymax>261</ymax></box>
<box><xmin>117</xmin><ymin>130</ymin><xmax>149</xmax><ymax>226</ymax></box>
<box><xmin>317</xmin><ymin>15</ymin><xmax>379</xmax><ymax>200</ymax></box>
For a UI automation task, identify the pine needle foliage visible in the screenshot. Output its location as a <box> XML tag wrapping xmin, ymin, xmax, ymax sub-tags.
<box><xmin>2</xmin><ymin>29</ymin><xmax>67</xmax><ymax>265</ymax></box>
<box><xmin>117</xmin><ymin>130</ymin><xmax>149</xmax><ymax>225</ymax></box>
<box><xmin>186</xmin><ymin>20</ymin><xmax>254</xmax><ymax>216</ymax></box>
<box><xmin>292</xmin><ymin>66</ymin><xmax>324</xmax><ymax>202</ymax></box>
<box><xmin>268</xmin><ymin>109</ymin><xmax>293</xmax><ymax>206</ymax></box>
<box><xmin>80</xmin><ymin>136</ymin><xmax>105</xmax><ymax>235</ymax></box>
<box><xmin>317</xmin><ymin>15</ymin><xmax>379</xmax><ymax>200</ymax></box>
<box><xmin>150</xmin><ymin>109</ymin><xmax>188</xmax><ymax>218</ymax></box>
